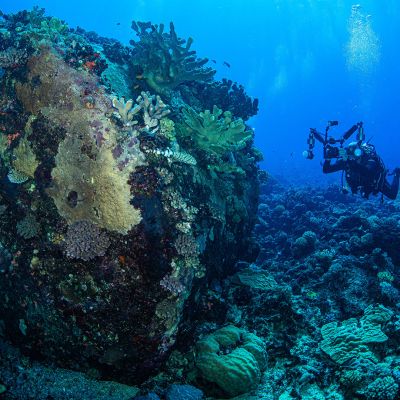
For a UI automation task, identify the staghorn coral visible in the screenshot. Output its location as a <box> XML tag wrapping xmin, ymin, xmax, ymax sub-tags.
<box><xmin>12</xmin><ymin>137</ymin><xmax>39</xmax><ymax>179</ymax></box>
<box><xmin>138</xmin><ymin>91</ymin><xmax>171</xmax><ymax>133</ymax></box>
<box><xmin>48</xmin><ymin>135</ymin><xmax>142</xmax><ymax>234</ymax></box>
<box><xmin>131</xmin><ymin>21</ymin><xmax>215</xmax><ymax>94</ymax></box>
<box><xmin>177</xmin><ymin>105</ymin><xmax>253</xmax><ymax>156</ymax></box>
<box><xmin>63</xmin><ymin>220</ymin><xmax>110</xmax><ymax>261</ymax></box>
<box><xmin>320</xmin><ymin>304</ymin><xmax>393</xmax><ymax>365</ymax></box>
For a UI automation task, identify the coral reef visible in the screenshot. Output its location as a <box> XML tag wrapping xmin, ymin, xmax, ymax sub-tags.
<box><xmin>0</xmin><ymin>7</ymin><xmax>260</xmax><ymax>395</ymax></box>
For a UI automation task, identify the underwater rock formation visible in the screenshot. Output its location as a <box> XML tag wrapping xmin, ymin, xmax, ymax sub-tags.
<box><xmin>0</xmin><ymin>7</ymin><xmax>260</xmax><ymax>386</ymax></box>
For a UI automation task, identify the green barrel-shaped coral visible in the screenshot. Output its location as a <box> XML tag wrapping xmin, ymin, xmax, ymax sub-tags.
<box><xmin>195</xmin><ymin>325</ymin><xmax>266</xmax><ymax>398</ymax></box>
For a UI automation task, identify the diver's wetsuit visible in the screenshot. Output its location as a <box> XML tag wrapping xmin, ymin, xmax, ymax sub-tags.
<box><xmin>323</xmin><ymin>155</ymin><xmax>400</xmax><ymax>200</ymax></box>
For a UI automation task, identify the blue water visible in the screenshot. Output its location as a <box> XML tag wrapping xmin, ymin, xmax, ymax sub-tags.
<box><xmin>3</xmin><ymin>0</ymin><xmax>400</xmax><ymax>185</ymax></box>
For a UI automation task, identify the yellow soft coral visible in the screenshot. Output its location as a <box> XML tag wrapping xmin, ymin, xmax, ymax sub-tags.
<box><xmin>48</xmin><ymin>135</ymin><xmax>142</xmax><ymax>234</ymax></box>
<box><xmin>12</xmin><ymin>137</ymin><xmax>39</xmax><ymax>178</ymax></box>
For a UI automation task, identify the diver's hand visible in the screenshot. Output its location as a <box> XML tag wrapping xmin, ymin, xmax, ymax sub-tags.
<box><xmin>393</xmin><ymin>167</ymin><xmax>400</xmax><ymax>177</ymax></box>
<box><xmin>338</xmin><ymin>148</ymin><xmax>348</xmax><ymax>161</ymax></box>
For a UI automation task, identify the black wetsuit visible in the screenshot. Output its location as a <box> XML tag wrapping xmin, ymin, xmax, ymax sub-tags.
<box><xmin>323</xmin><ymin>152</ymin><xmax>399</xmax><ymax>200</ymax></box>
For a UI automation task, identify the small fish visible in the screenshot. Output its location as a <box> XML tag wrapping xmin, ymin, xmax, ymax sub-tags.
<box><xmin>116</xmin><ymin>22</ymin><xmax>121</xmax><ymax>25</ymax></box>
<box><xmin>211</xmin><ymin>59</ymin><xmax>216</xmax><ymax>64</ymax></box>
<box><xmin>223</xmin><ymin>61</ymin><xmax>231</xmax><ymax>68</ymax></box>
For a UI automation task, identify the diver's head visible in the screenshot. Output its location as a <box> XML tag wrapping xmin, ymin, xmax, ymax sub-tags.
<box><xmin>346</xmin><ymin>141</ymin><xmax>363</xmax><ymax>158</ymax></box>
<box><xmin>361</xmin><ymin>142</ymin><xmax>375</xmax><ymax>152</ymax></box>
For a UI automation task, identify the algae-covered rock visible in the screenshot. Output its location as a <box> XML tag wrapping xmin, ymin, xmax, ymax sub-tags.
<box><xmin>195</xmin><ymin>325</ymin><xmax>266</xmax><ymax>397</ymax></box>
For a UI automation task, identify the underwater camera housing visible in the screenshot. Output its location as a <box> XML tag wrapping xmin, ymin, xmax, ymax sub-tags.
<box><xmin>304</xmin><ymin>120</ymin><xmax>364</xmax><ymax>161</ymax></box>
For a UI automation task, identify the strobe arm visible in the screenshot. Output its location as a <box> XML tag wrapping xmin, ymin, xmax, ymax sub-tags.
<box><xmin>342</xmin><ymin>124</ymin><xmax>360</xmax><ymax>141</ymax></box>
<box><xmin>311</xmin><ymin>128</ymin><xmax>326</xmax><ymax>145</ymax></box>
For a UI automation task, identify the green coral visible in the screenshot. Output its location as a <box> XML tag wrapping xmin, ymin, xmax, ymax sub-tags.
<box><xmin>364</xmin><ymin>376</ymin><xmax>398</xmax><ymax>400</ymax></box>
<box><xmin>195</xmin><ymin>325</ymin><xmax>266</xmax><ymax>397</ymax></box>
<box><xmin>320</xmin><ymin>304</ymin><xmax>393</xmax><ymax>365</ymax></box>
<box><xmin>131</xmin><ymin>21</ymin><xmax>215</xmax><ymax>94</ymax></box>
<box><xmin>159</xmin><ymin>118</ymin><xmax>176</xmax><ymax>141</ymax></box>
<box><xmin>177</xmin><ymin>105</ymin><xmax>253</xmax><ymax>155</ymax></box>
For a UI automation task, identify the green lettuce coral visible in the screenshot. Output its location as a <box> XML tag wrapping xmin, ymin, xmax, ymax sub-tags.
<box><xmin>195</xmin><ymin>325</ymin><xmax>266</xmax><ymax>397</ymax></box>
<box><xmin>177</xmin><ymin>105</ymin><xmax>253</xmax><ymax>156</ymax></box>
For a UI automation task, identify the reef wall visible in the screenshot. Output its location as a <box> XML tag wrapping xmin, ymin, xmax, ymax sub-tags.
<box><xmin>0</xmin><ymin>8</ymin><xmax>260</xmax><ymax>383</ymax></box>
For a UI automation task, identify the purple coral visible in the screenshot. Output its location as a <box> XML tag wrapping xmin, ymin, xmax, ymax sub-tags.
<box><xmin>160</xmin><ymin>274</ymin><xmax>185</xmax><ymax>296</ymax></box>
<box><xmin>174</xmin><ymin>234</ymin><xmax>199</xmax><ymax>258</ymax></box>
<box><xmin>64</xmin><ymin>220</ymin><xmax>110</xmax><ymax>261</ymax></box>
<box><xmin>0</xmin><ymin>48</ymin><xmax>28</xmax><ymax>68</ymax></box>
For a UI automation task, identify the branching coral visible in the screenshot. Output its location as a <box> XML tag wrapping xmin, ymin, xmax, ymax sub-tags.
<box><xmin>48</xmin><ymin>135</ymin><xmax>143</xmax><ymax>234</ymax></box>
<box><xmin>177</xmin><ymin>105</ymin><xmax>253</xmax><ymax>155</ymax></box>
<box><xmin>131</xmin><ymin>21</ymin><xmax>215</xmax><ymax>94</ymax></box>
<box><xmin>113</xmin><ymin>91</ymin><xmax>170</xmax><ymax>134</ymax></box>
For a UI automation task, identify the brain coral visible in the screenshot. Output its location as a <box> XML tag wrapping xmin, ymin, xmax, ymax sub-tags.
<box><xmin>195</xmin><ymin>325</ymin><xmax>266</xmax><ymax>397</ymax></box>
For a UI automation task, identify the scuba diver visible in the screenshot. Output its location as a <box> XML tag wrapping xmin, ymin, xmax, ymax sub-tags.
<box><xmin>304</xmin><ymin>121</ymin><xmax>400</xmax><ymax>200</ymax></box>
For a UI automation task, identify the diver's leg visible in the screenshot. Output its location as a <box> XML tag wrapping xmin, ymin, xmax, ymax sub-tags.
<box><xmin>382</xmin><ymin>174</ymin><xmax>400</xmax><ymax>200</ymax></box>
